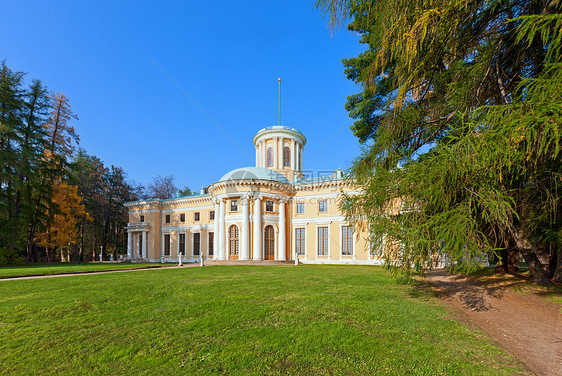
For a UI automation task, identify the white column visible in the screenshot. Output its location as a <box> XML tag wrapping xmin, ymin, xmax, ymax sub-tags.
<box><xmin>295</xmin><ymin>143</ymin><xmax>299</xmax><ymax>171</ymax></box>
<box><xmin>273</xmin><ymin>137</ymin><xmax>277</xmax><ymax>169</ymax></box>
<box><xmin>297</xmin><ymin>143</ymin><xmax>301</xmax><ymax>171</ymax></box>
<box><xmin>255</xmin><ymin>144</ymin><xmax>259</xmax><ymax>167</ymax></box>
<box><xmin>290</xmin><ymin>139</ymin><xmax>295</xmax><ymax>170</ymax></box>
<box><xmin>127</xmin><ymin>231</ymin><xmax>132</xmax><ymax>258</ymax></box>
<box><xmin>298</xmin><ymin>143</ymin><xmax>303</xmax><ymax>170</ymax></box>
<box><xmin>240</xmin><ymin>197</ymin><xmax>250</xmax><ymax>260</ymax></box>
<box><xmin>218</xmin><ymin>199</ymin><xmax>226</xmax><ymax>260</ymax></box>
<box><xmin>261</xmin><ymin>140</ymin><xmax>267</xmax><ymax>167</ymax></box>
<box><xmin>142</xmin><ymin>231</ymin><xmax>148</xmax><ymax>259</ymax></box>
<box><xmin>276</xmin><ymin>137</ymin><xmax>281</xmax><ymax>169</ymax></box>
<box><xmin>278</xmin><ymin>137</ymin><xmax>283</xmax><ymax>169</ymax></box>
<box><xmin>213</xmin><ymin>200</ymin><xmax>220</xmax><ymax>260</ymax></box>
<box><xmin>252</xmin><ymin>197</ymin><xmax>262</xmax><ymax>260</ymax></box>
<box><xmin>278</xmin><ymin>200</ymin><xmax>286</xmax><ymax>260</ymax></box>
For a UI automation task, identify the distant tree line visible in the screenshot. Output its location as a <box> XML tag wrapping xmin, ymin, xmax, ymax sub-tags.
<box><xmin>0</xmin><ymin>62</ymin><xmax>191</xmax><ymax>264</ymax></box>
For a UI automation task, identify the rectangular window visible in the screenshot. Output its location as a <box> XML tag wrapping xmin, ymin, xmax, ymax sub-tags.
<box><xmin>342</xmin><ymin>226</ymin><xmax>353</xmax><ymax>255</ymax></box>
<box><xmin>164</xmin><ymin>234</ymin><xmax>171</xmax><ymax>256</ymax></box>
<box><xmin>295</xmin><ymin>228</ymin><xmax>306</xmax><ymax>256</ymax></box>
<box><xmin>296</xmin><ymin>202</ymin><xmax>304</xmax><ymax>214</ymax></box>
<box><xmin>318</xmin><ymin>200</ymin><xmax>327</xmax><ymax>213</ymax></box>
<box><xmin>165</xmin><ymin>214</ymin><xmax>171</xmax><ymax>224</ymax></box>
<box><xmin>210</xmin><ymin>210</ymin><xmax>215</xmax><ymax>220</ymax></box>
<box><xmin>140</xmin><ymin>215</ymin><xmax>145</xmax><ymax>222</ymax></box>
<box><xmin>180</xmin><ymin>213</ymin><xmax>185</xmax><ymax>222</ymax></box>
<box><xmin>194</xmin><ymin>212</ymin><xmax>200</xmax><ymax>221</ymax></box>
<box><xmin>193</xmin><ymin>233</ymin><xmax>200</xmax><ymax>256</ymax></box>
<box><xmin>265</xmin><ymin>200</ymin><xmax>274</xmax><ymax>212</ymax></box>
<box><xmin>179</xmin><ymin>233</ymin><xmax>185</xmax><ymax>256</ymax></box>
<box><xmin>318</xmin><ymin>226</ymin><xmax>328</xmax><ymax>256</ymax></box>
<box><xmin>208</xmin><ymin>232</ymin><xmax>214</xmax><ymax>256</ymax></box>
<box><xmin>231</xmin><ymin>200</ymin><xmax>238</xmax><ymax>212</ymax></box>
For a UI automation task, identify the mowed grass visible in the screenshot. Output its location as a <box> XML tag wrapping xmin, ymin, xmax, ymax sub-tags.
<box><xmin>0</xmin><ymin>262</ymin><xmax>167</xmax><ymax>278</ymax></box>
<box><xmin>0</xmin><ymin>266</ymin><xmax>526</xmax><ymax>375</ymax></box>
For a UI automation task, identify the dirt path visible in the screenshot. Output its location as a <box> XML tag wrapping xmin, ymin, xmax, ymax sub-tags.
<box><xmin>426</xmin><ymin>270</ymin><xmax>561</xmax><ymax>376</ymax></box>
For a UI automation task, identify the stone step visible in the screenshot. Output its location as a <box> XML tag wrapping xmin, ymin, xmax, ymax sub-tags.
<box><xmin>204</xmin><ymin>260</ymin><xmax>295</xmax><ymax>266</ymax></box>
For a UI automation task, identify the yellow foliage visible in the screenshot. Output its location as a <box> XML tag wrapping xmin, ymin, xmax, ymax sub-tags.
<box><xmin>35</xmin><ymin>181</ymin><xmax>91</xmax><ymax>252</ymax></box>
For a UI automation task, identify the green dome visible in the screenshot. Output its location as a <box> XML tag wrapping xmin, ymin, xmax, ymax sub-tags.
<box><xmin>219</xmin><ymin>167</ymin><xmax>289</xmax><ymax>183</ymax></box>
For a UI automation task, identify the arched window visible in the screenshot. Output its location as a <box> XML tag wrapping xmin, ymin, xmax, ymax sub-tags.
<box><xmin>264</xmin><ymin>225</ymin><xmax>275</xmax><ymax>260</ymax></box>
<box><xmin>283</xmin><ymin>146</ymin><xmax>290</xmax><ymax>167</ymax></box>
<box><xmin>267</xmin><ymin>147</ymin><xmax>274</xmax><ymax>167</ymax></box>
<box><xmin>229</xmin><ymin>225</ymin><xmax>239</xmax><ymax>258</ymax></box>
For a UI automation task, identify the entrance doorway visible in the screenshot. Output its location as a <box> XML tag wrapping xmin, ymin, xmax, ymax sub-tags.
<box><xmin>229</xmin><ymin>225</ymin><xmax>239</xmax><ymax>260</ymax></box>
<box><xmin>264</xmin><ymin>225</ymin><xmax>275</xmax><ymax>260</ymax></box>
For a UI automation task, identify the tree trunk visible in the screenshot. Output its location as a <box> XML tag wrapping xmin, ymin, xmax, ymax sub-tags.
<box><xmin>26</xmin><ymin>224</ymin><xmax>35</xmax><ymax>263</ymax></box>
<box><xmin>78</xmin><ymin>222</ymin><xmax>83</xmax><ymax>263</ymax></box>
<box><xmin>101</xmin><ymin>209</ymin><xmax>110</xmax><ymax>259</ymax></box>
<box><xmin>552</xmin><ymin>248</ymin><xmax>562</xmax><ymax>283</ymax></box>
<box><xmin>496</xmin><ymin>248</ymin><xmax>509</xmax><ymax>273</ymax></box>
<box><xmin>513</xmin><ymin>226</ymin><xmax>552</xmax><ymax>285</ymax></box>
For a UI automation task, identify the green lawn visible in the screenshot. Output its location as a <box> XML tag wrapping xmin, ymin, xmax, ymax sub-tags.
<box><xmin>0</xmin><ymin>266</ymin><xmax>527</xmax><ymax>375</ymax></box>
<box><xmin>0</xmin><ymin>262</ymin><xmax>168</xmax><ymax>278</ymax></box>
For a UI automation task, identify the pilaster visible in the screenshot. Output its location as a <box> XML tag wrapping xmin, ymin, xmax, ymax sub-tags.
<box><xmin>252</xmin><ymin>196</ymin><xmax>263</xmax><ymax>260</ymax></box>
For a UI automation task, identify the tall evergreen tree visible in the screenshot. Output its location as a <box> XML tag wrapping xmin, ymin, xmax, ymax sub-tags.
<box><xmin>0</xmin><ymin>62</ymin><xmax>25</xmax><ymax>251</ymax></box>
<box><xmin>317</xmin><ymin>0</ymin><xmax>561</xmax><ymax>284</ymax></box>
<box><xmin>26</xmin><ymin>92</ymin><xmax>78</xmax><ymax>261</ymax></box>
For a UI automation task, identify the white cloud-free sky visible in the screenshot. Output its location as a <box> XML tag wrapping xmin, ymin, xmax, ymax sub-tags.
<box><xmin>1</xmin><ymin>1</ymin><xmax>366</xmax><ymax>190</ymax></box>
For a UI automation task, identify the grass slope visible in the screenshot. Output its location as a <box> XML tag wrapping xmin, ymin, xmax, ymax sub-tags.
<box><xmin>0</xmin><ymin>263</ymin><xmax>166</xmax><ymax>278</ymax></box>
<box><xmin>0</xmin><ymin>266</ymin><xmax>526</xmax><ymax>375</ymax></box>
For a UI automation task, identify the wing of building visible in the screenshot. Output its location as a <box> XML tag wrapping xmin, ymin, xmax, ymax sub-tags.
<box><xmin>124</xmin><ymin>126</ymin><xmax>383</xmax><ymax>264</ymax></box>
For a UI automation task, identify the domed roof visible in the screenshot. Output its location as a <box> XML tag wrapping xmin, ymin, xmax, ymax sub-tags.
<box><xmin>219</xmin><ymin>167</ymin><xmax>289</xmax><ymax>183</ymax></box>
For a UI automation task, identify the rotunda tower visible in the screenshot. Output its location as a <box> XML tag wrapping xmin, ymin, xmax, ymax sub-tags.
<box><xmin>253</xmin><ymin>126</ymin><xmax>306</xmax><ymax>181</ymax></box>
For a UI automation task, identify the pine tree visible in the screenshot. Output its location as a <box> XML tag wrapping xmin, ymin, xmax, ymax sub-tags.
<box><xmin>317</xmin><ymin>0</ymin><xmax>561</xmax><ymax>284</ymax></box>
<box><xmin>26</xmin><ymin>92</ymin><xmax>79</xmax><ymax>261</ymax></box>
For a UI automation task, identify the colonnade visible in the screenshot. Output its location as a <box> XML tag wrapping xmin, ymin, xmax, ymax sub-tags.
<box><xmin>213</xmin><ymin>196</ymin><xmax>287</xmax><ymax>261</ymax></box>
<box><xmin>255</xmin><ymin>137</ymin><xmax>303</xmax><ymax>171</ymax></box>
<box><xmin>127</xmin><ymin>230</ymin><xmax>148</xmax><ymax>259</ymax></box>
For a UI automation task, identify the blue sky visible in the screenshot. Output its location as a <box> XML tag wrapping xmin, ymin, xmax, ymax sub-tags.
<box><xmin>1</xmin><ymin>1</ymin><xmax>365</xmax><ymax>191</ymax></box>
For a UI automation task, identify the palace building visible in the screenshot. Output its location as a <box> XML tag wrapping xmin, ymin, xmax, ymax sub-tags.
<box><xmin>125</xmin><ymin>126</ymin><xmax>380</xmax><ymax>264</ymax></box>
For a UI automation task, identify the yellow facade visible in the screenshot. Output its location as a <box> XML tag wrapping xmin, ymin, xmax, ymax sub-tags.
<box><xmin>125</xmin><ymin>126</ymin><xmax>380</xmax><ymax>264</ymax></box>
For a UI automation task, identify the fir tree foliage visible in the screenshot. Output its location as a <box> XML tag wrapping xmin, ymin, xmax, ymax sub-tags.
<box><xmin>318</xmin><ymin>0</ymin><xmax>561</xmax><ymax>284</ymax></box>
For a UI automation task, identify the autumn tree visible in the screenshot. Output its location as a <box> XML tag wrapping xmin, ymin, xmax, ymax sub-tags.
<box><xmin>317</xmin><ymin>0</ymin><xmax>561</xmax><ymax>284</ymax></box>
<box><xmin>35</xmin><ymin>180</ymin><xmax>90</xmax><ymax>262</ymax></box>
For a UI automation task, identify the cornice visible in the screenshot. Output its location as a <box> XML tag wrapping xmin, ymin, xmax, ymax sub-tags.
<box><xmin>125</xmin><ymin>195</ymin><xmax>212</xmax><ymax>209</ymax></box>
<box><xmin>209</xmin><ymin>179</ymin><xmax>293</xmax><ymax>194</ymax></box>
<box><xmin>253</xmin><ymin>128</ymin><xmax>307</xmax><ymax>146</ymax></box>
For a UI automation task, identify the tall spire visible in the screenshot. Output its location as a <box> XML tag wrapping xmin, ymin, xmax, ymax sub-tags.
<box><xmin>278</xmin><ymin>77</ymin><xmax>281</xmax><ymax>125</ymax></box>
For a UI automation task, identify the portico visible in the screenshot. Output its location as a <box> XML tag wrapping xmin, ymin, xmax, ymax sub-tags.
<box><xmin>126</xmin><ymin>222</ymin><xmax>150</xmax><ymax>260</ymax></box>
